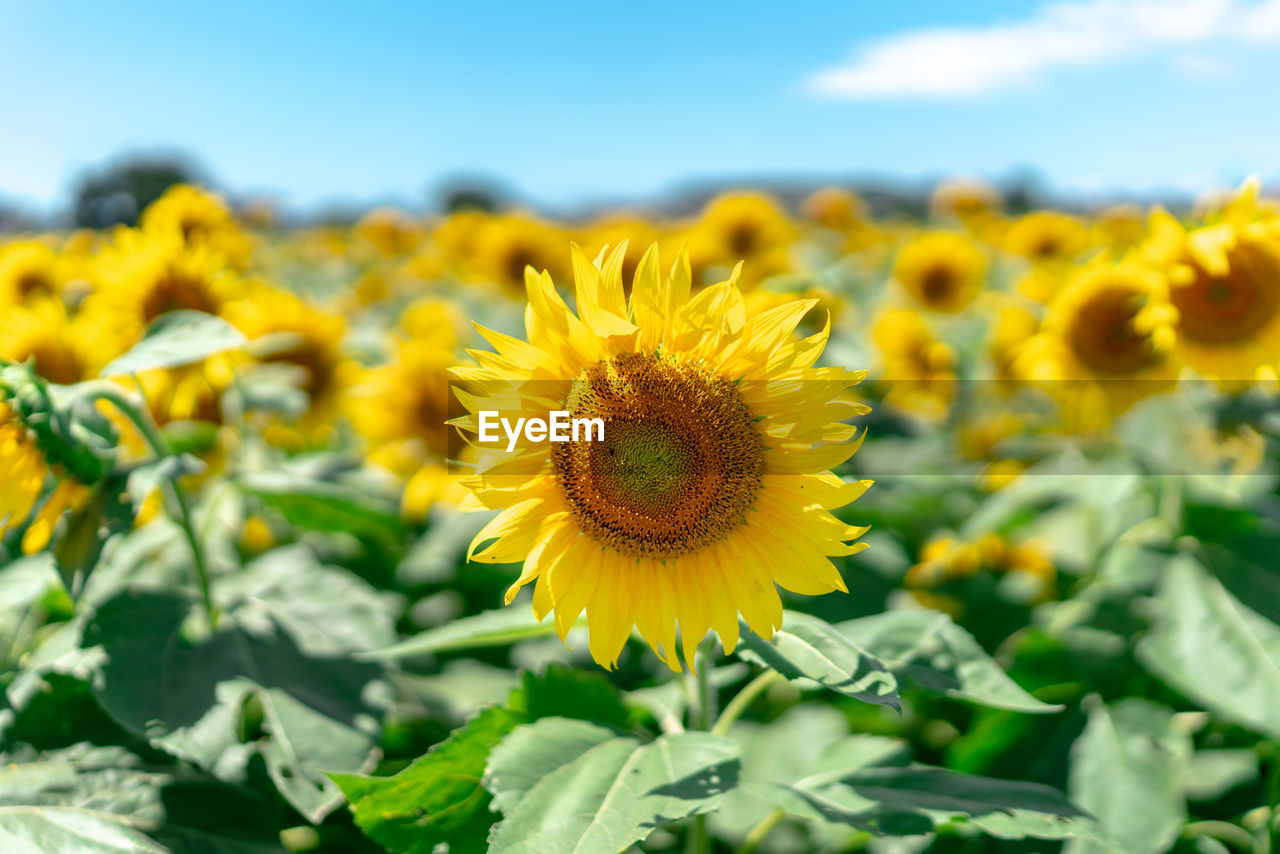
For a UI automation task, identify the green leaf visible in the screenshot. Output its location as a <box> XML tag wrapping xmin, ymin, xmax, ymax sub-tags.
<box><xmin>362</xmin><ymin>607</ymin><xmax>559</xmax><ymax>660</ymax></box>
<box><xmin>237</xmin><ymin>471</ymin><xmax>404</xmax><ymax>544</ymax></box>
<box><xmin>100</xmin><ymin>311</ymin><xmax>246</xmax><ymax>377</ymax></box>
<box><xmin>736</xmin><ymin>611</ymin><xmax>899</xmax><ymax>709</ymax></box>
<box><xmin>84</xmin><ymin>589</ymin><xmax>386</xmax><ymax>823</ymax></box>
<box><xmin>801</xmin><ymin>765</ymin><xmax>1107</xmax><ymax>843</ymax></box>
<box><xmin>125</xmin><ymin>454</ymin><xmax>206</xmax><ymax>507</ymax></box>
<box><xmin>838</xmin><ymin>610</ymin><xmax>1061</xmax><ymax>713</ymax></box>
<box><xmin>484</xmin><ymin>717</ymin><xmax>740</xmax><ymax>854</ymax></box>
<box><xmin>483</xmin><ymin>717</ymin><xmax>617</xmax><ymax>814</ymax></box>
<box><xmin>1185</xmin><ymin>750</ymin><xmax>1259</xmax><ymax>802</ymax></box>
<box><xmin>1065</xmin><ymin>699</ymin><xmax>1188</xmax><ymax>854</ymax></box>
<box><xmin>0</xmin><ymin>806</ymin><xmax>167</xmax><ymax>853</ymax></box>
<box><xmin>1137</xmin><ymin>555</ymin><xmax>1280</xmax><ymax>740</ymax></box>
<box><xmin>0</xmin><ymin>745</ymin><xmax>286</xmax><ymax>853</ymax></box>
<box><xmin>332</xmin><ymin>706</ymin><xmax>524</xmax><ymax>854</ymax></box>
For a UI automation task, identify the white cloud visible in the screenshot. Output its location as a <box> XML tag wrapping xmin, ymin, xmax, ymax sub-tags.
<box><xmin>806</xmin><ymin>0</ymin><xmax>1255</xmax><ymax>99</ymax></box>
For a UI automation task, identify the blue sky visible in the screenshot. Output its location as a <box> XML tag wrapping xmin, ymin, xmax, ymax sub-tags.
<box><xmin>3</xmin><ymin>0</ymin><xmax>1280</xmax><ymax>215</ymax></box>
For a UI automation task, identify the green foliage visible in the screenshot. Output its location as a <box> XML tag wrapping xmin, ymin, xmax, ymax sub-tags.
<box><xmin>333</xmin><ymin>706</ymin><xmax>524</xmax><ymax>854</ymax></box>
<box><xmin>485</xmin><ymin>718</ymin><xmax>740</xmax><ymax>854</ymax></box>
<box><xmin>99</xmin><ymin>311</ymin><xmax>247</xmax><ymax>377</ymax></box>
<box><xmin>737</xmin><ymin>611</ymin><xmax>901</xmax><ymax>708</ymax></box>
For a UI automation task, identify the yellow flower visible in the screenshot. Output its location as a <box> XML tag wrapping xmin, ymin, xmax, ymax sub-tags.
<box><xmin>454</xmin><ymin>242</ymin><xmax>871</xmax><ymax>671</ymax></box>
<box><xmin>906</xmin><ymin>533</ymin><xmax>1055</xmax><ymax>614</ymax></box>
<box><xmin>140</xmin><ymin>184</ymin><xmax>253</xmax><ymax>268</ymax></box>
<box><xmin>989</xmin><ymin>299</ymin><xmax>1040</xmax><ymax>386</ymax></box>
<box><xmin>462</xmin><ymin>213</ymin><xmax>569</xmax><ymax>296</ymax></box>
<box><xmin>686</xmin><ymin>192</ymin><xmax>797</xmax><ymax>289</ymax></box>
<box><xmin>349</xmin><ymin>302</ymin><xmax>465</xmax><ymax>517</ymax></box>
<box><xmin>1005</xmin><ymin>211</ymin><xmax>1090</xmax><ymax>265</ymax></box>
<box><xmin>1014</xmin><ymin>262</ymin><xmax>1180</xmax><ymax>428</ymax></box>
<box><xmin>800</xmin><ymin>187</ymin><xmax>867</xmax><ymax>232</ymax></box>
<box><xmin>0</xmin><ymin>402</ymin><xmax>89</xmax><ymax>554</ymax></box>
<box><xmin>87</xmin><ymin>230</ymin><xmax>247</xmax><ymax>353</ymax></box>
<box><xmin>1147</xmin><ymin>209</ymin><xmax>1280</xmax><ymax>385</ymax></box>
<box><xmin>0</xmin><ymin>241</ymin><xmax>68</xmax><ymax>307</ymax></box>
<box><xmin>893</xmin><ymin>231</ymin><xmax>987</xmax><ymax>313</ymax></box>
<box><xmin>225</xmin><ymin>285</ymin><xmax>354</xmax><ymax>442</ymax></box>
<box><xmin>0</xmin><ymin>301</ymin><xmax>101</xmax><ymax>385</ymax></box>
<box><xmin>355</xmin><ymin>208</ymin><xmax>427</xmax><ymax>258</ymax></box>
<box><xmin>1092</xmin><ymin>203</ymin><xmax>1146</xmax><ymax>252</ymax></box>
<box><xmin>931</xmin><ymin>178</ymin><xmax>1002</xmax><ymax>222</ymax></box>
<box><xmin>872</xmin><ymin>308</ymin><xmax>956</xmax><ymax>419</ymax></box>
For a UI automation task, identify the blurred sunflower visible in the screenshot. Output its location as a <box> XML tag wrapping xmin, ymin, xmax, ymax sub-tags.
<box><xmin>893</xmin><ymin>231</ymin><xmax>987</xmax><ymax>313</ymax></box>
<box><xmin>989</xmin><ymin>299</ymin><xmax>1040</xmax><ymax>386</ymax></box>
<box><xmin>1147</xmin><ymin>209</ymin><xmax>1280</xmax><ymax>385</ymax></box>
<box><xmin>930</xmin><ymin>178</ymin><xmax>1002</xmax><ymax>222</ymax></box>
<box><xmin>0</xmin><ymin>240</ymin><xmax>67</xmax><ymax>307</ymax></box>
<box><xmin>687</xmin><ymin>192</ymin><xmax>797</xmax><ymax>288</ymax></box>
<box><xmin>141</xmin><ymin>184</ymin><xmax>253</xmax><ymax>268</ymax></box>
<box><xmin>88</xmin><ymin>230</ymin><xmax>247</xmax><ymax>352</ymax></box>
<box><xmin>0</xmin><ymin>301</ymin><xmax>101</xmax><ymax>384</ymax></box>
<box><xmin>800</xmin><ymin>187</ymin><xmax>867</xmax><ymax>232</ymax></box>
<box><xmin>226</xmin><ymin>285</ymin><xmax>355</xmax><ymax>442</ymax></box>
<box><xmin>905</xmin><ymin>533</ymin><xmax>1055</xmax><ymax>638</ymax></box>
<box><xmin>1092</xmin><ymin>203</ymin><xmax>1146</xmax><ymax>252</ymax></box>
<box><xmin>350</xmin><ymin>301</ymin><xmax>465</xmax><ymax>516</ymax></box>
<box><xmin>354</xmin><ymin>208</ymin><xmax>427</xmax><ymax>258</ymax></box>
<box><xmin>1005</xmin><ymin>211</ymin><xmax>1090</xmax><ymax>266</ymax></box>
<box><xmin>873</xmin><ymin>308</ymin><xmax>956</xmax><ymax>418</ymax></box>
<box><xmin>1014</xmin><ymin>262</ymin><xmax>1179</xmax><ymax>427</ymax></box>
<box><xmin>464</xmin><ymin>213</ymin><xmax>568</xmax><ymax>296</ymax></box>
<box><xmin>454</xmin><ymin>243</ymin><xmax>871</xmax><ymax>671</ymax></box>
<box><xmin>0</xmin><ymin>401</ymin><xmax>90</xmax><ymax>554</ymax></box>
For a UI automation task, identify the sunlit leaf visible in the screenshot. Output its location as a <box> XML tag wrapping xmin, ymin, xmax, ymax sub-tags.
<box><xmin>839</xmin><ymin>609</ymin><xmax>1061</xmax><ymax>713</ymax></box>
<box><xmin>100</xmin><ymin>311</ymin><xmax>246</xmax><ymax>377</ymax></box>
<box><xmin>737</xmin><ymin>611</ymin><xmax>900</xmax><ymax>709</ymax></box>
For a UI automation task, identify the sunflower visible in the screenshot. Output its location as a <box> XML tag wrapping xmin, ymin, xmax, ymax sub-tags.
<box><xmin>0</xmin><ymin>401</ymin><xmax>90</xmax><ymax>554</ymax></box>
<box><xmin>140</xmin><ymin>184</ymin><xmax>253</xmax><ymax>268</ymax></box>
<box><xmin>930</xmin><ymin>178</ymin><xmax>1002</xmax><ymax>222</ymax></box>
<box><xmin>1004</xmin><ymin>211</ymin><xmax>1090</xmax><ymax>265</ymax></box>
<box><xmin>1146</xmin><ymin>209</ymin><xmax>1280</xmax><ymax>385</ymax></box>
<box><xmin>350</xmin><ymin>301</ymin><xmax>465</xmax><ymax>516</ymax></box>
<box><xmin>872</xmin><ymin>308</ymin><xmax>956</xmax><ymax>418</ymax></box>
<box><xmin>462</xmin><ymin>213</ymin><xmax>569</xmax><ymax>296</ymax></box>
<box><xmin>989</xmin><ymin>299</ymin><xmax>1040</xmax><ymax>386</ymax></box>
<box><xmin>1092</xmin><ymin>203</ymin><xmax>1146</xmax><ymax>252</ymax></box>
<box><xmin>800</xmin><ymin>187</ymin><xmax>867</xmax><ymax>232</ymax></box>
<box><xmin>0</xmin><ymin>301</ymin><xmax>100</xmax><ymax>385</ymax></box>
<box><xmin>225</xmin><ymin>284</ymin><xmax>355</xmax><ymax>442</ymax></box>
<box><xmin>87</xmin><ymin>230</ymin><xmax>247</xmax><ymax>353</ymax></box>
<box><xmin>355</xmin><ymin>208</ymin><xmax>427</xmax><ymax>258</ymax></box>
<box><xmin>893</xmin><ymin>231</ymin><xmax>987</xmax><ymax>313</ymax></box>
<box><xmin>0</xmin><ymin>240</ymin><xmax>75</xmax><ymax>309</ymax></box>
<box><xmin>905</xmin><ymin>533</ymin><xmax>1055</xmax><ymax>624</ymax></box>
<box><xmin>1013</xmin><ymin>262</ymin><xmax>1179</xmax><ymax>428</ymax></box>
<box><xmin>453</xmin><ymin>243</ymin><xmax>871</xmax><ymax>671</ymax></box>
<box><xmin>686</xmin><ymin>192</ymin><xmax>797</xmax><ymax>289</ymax></box>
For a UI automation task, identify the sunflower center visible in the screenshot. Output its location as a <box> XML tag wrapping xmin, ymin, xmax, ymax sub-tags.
<box><xmin>144</xmin><ymin>269</ymin><xmax>220</xmax><ymax>321</ymax></box>
<box><xmin>1066</xmin><ymin>284</ymin><xmax>1160</xmax><ymax>376</ymax></box>
<box><xmin>919</xmin><ymin>264</ymin><xmax>958</xmax><ymax>303</ymax></box>
<box><xmin>551</xmin><ymin>352</ymin><xmax>764</xmax><ymax>560</ymax></box>
<box><xmin>1173</xmin><ymin>242</ymin><xmax>1280</xmax><ymax>345</ymax></box>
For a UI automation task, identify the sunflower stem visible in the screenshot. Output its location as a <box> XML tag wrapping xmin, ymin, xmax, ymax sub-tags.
<box><xmin>684</xmin><ymin>635</ymin><xmax>717</xmax><ymax>854</ymax></box>
<box><xmin>736</xmin><ymin>807</ymin><xmax>786</xmax><ymax>854</ymax></box>
<box><xmin>86</xmin><ymin>383</ymin><xmax>218</xmax><ymax>629</ymax></box>
<box><xmin>712</xmin><ymin>670</ymin><xmax>780</xmax><ymax>737</ymax></box>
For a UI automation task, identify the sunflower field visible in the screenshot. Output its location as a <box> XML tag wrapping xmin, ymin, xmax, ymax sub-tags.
<box><xmin>3</xmin><ymin>178</ymin><xmax>1280</xmax><ymax>854</ymax></box>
